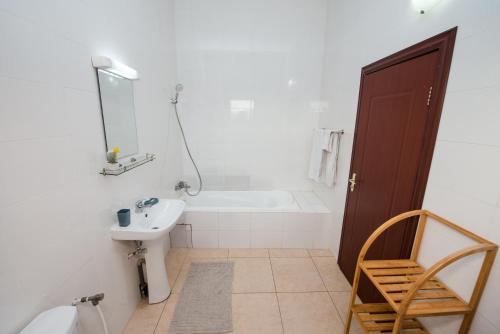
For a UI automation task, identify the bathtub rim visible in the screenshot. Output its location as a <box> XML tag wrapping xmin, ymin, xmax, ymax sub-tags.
<box><xmin>182</xmin><ymin>190</ymin><xmax>330</xmax><ymax>214</ymax></box>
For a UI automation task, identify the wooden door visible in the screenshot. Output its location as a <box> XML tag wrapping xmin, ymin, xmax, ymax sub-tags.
<box><xmin>338</xmin><ymin>29</ymin><xmax>457</xmax><ymax>302</ymax></box>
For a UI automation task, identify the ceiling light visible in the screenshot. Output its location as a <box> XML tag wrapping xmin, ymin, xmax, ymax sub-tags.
<box><xmin>412</xmin><ymin>0</ymin><xmax>443</xmax><ymax>14</ymax></box>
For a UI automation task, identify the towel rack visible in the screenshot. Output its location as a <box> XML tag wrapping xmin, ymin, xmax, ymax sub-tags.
<box><xmin>318</xmin><ymin>128</ymin><xmax>344</xmax><ymax>135</ymax></box>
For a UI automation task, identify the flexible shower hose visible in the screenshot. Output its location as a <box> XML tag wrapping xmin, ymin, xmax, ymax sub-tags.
<box><xmin>173</xmin><ymin>103</ymin><xmax>203</xmax><ymax>196</ymax></box>
<box><xmin>96</xmin><ymin>304</ymin><xmax>109</xmax><ymax>334</ymax></box>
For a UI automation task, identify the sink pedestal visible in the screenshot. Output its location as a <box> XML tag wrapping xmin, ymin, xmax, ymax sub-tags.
<box><xmin>143</xmin><ymin>239</ymin><xmax>171</xmax><ymax>304</ymax></box>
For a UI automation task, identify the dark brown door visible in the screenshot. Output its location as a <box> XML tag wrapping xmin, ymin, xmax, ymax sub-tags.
<box><xmin>338</xmin><ymin>29</ymin><xmax>456</xmax><ymax>302</ymax></box>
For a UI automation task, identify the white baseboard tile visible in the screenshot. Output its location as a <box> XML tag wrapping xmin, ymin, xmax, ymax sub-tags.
<box><xmin>192</xmin><ymin>230</ymin><xmax>219</xmax><ymax>248</ymax></box>
<box><xmin>219</xmin><ymin>213</ymin><xmax>251</xmax><ymax>230</ymax></box>
<box><xmin>219</xmin><ymin>230</ymin><xmax>251</xmax><ymax>248</ymax></box>
<box><xmin>283</xmin><ymin>230</ymin><xmax>314</xmax><ymax>248</ymax></box>
<box><xmin>251</xmin><ymin>212</ymin><xmax>284</xmax><ymax>231</ymax></box>
<box><xmin>185</xmin><ymin>212</ymin><xmax>218</xmax><ymax>230</ymax></box>
<box><xmin>170</xmin><ymin>225</ymin><xmax>189</xmax><ymax>248</ymax></box>
<box><xmin>250</xmin><ymin>230</ymin><xmax>283</xmax><ymax>248</ymax></box>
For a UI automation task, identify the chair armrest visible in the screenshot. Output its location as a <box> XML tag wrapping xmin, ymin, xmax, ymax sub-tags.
<box><xmin>356</xmin><ymin>210</ymin><xmax>426</xmax><ymax>263</ymax></box>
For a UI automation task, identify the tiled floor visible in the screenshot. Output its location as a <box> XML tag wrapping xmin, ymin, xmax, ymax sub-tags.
<box><xmin>123</xmin><ymin>248</ymin><xmax>363</xmax><ymax>334</ymax></box>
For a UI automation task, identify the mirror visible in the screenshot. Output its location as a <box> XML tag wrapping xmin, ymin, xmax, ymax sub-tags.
<box><xmin>97</xmin><ymin>69</ymin><xmax>139</xmax><ymax>158</ymax></box>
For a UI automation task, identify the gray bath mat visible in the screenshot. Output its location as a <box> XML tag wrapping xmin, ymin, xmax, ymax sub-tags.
<box><xmin>169</xmin><ymin>262</ymin><xmax>234</xmax><ymax>334</ymax></box>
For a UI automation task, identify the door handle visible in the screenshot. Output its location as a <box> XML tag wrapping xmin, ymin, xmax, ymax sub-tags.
<box><xmin>349</xmin><ymin>173</ymin><xmax>357</xmax><ymax>192</ymax></box>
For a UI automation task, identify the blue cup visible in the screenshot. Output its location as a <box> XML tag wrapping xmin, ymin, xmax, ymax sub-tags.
<box><xmin>117</xmin><ymin>209</ymin><xmax>130</xmax><ymax>227</ymax></box>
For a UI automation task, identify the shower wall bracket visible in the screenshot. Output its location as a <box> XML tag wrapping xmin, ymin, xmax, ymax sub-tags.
<box><xmin>99</xmin><ymin>153</ymin><xmax>155</xmax><ymax>176</ymax></box>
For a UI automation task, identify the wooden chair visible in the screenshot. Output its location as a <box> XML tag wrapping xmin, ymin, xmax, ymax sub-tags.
<box><xmin>344</xmin><ymin>209</ymin><xmax>498</xmax><ymax>334</ymax></box>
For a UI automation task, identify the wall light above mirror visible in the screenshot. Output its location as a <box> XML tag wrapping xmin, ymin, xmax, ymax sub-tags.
<box><xmin>92</xmin><ymin>56</ymin><xmax>139</xmax><ymax>80</ymax></box>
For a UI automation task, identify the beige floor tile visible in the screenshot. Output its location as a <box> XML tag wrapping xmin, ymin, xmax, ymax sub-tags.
<box><xmin>172</xmin><ymin>258</ymin><xmax>228</xmax><ymax>293</ymax></box>
<box><xmin>269</xmin><ymin>248</ymin><xmax>309</xmax><ymax>258</ymax></box>
<box><xmin>229</xmin><ymin>248</ymin><xmax>269</xmax><ymax>258</ymax></box>
<box><xmin>232</xmin><ymin>258</ymin><xmax>275</xmax><ymax>293</ymax></box>
<box><xmin>166</xmin><ymin>248</ymin><xmax>189</xmax><ymax>263</ymax></box>
<box><xmin>329</xmin><ymin>292</ymin><xmax>364</xmax><ymax>334</ymax></box>
<box><xmin>271</xmin><ymin>258</ymin><xmax>325</xmax><ymax>292</ymax></box>
<box><xmin>186</xmin><ymin>248</ymin><xmax>229</xmax><ymax>260</ymax></box>
<box><xmin>123</xmin><ymin>299</ymin><xmax>165</xmax><ymax>334</ymax></box>
<box><xmin>313</xmin><ymin>257</ymin><xmax>352</xmax><ymax>292</ymax></box>
<box><xmin>229</xmin><ymin>293</ymin><xmax>283</xmax><ymax>334</ymax></box>
<box><xmin>153</xmin><ymin>294</ymin><xmax>179</xmax><ymax>334</ymax></box>
<box><xmin>308</xmin><ymin>249</ymin><xmax>334</xmax><ymax>257</ymax></box>
<box><xmin>329</xmin><ymin>291</ymin><xmax>356</xmax><ymax>323</ymax></box>
<box><xmin>165</xmin><ymin>248</ymin><xmax>188</xmax><ymax>286</ymax></box>
<box><xmin>278</xmin><ymin>292</ymin><xmax>343</xmax><ymax>334</ymax></box>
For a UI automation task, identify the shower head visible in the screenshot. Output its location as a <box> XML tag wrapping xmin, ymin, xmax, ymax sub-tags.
<box><xmin>171</xmin><ymin>83</ymin><xmax>184</xmax><ymax>104</ymax></box>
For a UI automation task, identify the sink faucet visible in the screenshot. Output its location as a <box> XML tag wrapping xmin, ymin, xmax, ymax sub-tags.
<box><xmin>135</xmin><ymin>198</ymin><xmax>159</xmax><ymax>212</ymax></box>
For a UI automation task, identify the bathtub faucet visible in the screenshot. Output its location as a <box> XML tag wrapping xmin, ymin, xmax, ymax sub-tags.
<box><xmin>175</xmin><ymin>181</ymin><xmax>191</xmax><ymax>192</ymax></box>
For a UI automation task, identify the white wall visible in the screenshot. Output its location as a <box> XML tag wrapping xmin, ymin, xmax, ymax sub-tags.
<box><xmin>174</xmin><ymin>0</ymin><xmax>328</xmax><ymax>191</ymax></box>
<box><xmin>317</xmin><ymin>0</ymin><xmax>500</xmax><ymax>332</ymax></box>
<box><xmin>0</xmin><ymin>1</ymin><xmax>181</xmax><ymax>333</ymax></box>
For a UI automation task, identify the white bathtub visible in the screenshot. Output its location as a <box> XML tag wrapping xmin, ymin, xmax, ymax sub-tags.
<box><xmin>184</xmin><ymin>190</ymin><xmax>301</xmax><ymax>212</ymax></box>
<box><xmin>172</xmin><ymin>191</ymin><xmax>333</xmax><ymax>249</ymax></box>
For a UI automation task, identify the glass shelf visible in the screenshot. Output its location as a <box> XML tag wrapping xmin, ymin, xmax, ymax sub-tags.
<box><xmin>100</xmin><ymin>153</ymin><xmax>155</xmax><ymax>176</ymax></box>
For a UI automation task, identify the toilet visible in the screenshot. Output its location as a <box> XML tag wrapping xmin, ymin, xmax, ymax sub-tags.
<box><xmin>20</xmin><ymin>306</ymin><xmax>79</xmax><ymax>334</ymax></box>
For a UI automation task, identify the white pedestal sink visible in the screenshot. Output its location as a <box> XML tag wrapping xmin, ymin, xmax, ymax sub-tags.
<box><xmin>110</xmin><ymin>199</ymin><xmax>185</xmax><ymax>304</ymax></box>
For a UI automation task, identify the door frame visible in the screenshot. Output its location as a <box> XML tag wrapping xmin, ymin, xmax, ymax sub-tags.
<box><xmin>338</xmin><ymin>27</ymin><xmax>458</xmax><ymax>266</ymax></box>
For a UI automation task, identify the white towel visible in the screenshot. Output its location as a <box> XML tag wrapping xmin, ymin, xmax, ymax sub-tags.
<box><xmin>309</xmin><ymin>129</ymin><xmax>341</xmax><ymax>187</ymax></box>
<box><xmin>308</xmin><ymin>129</ymin><xmax>327</xmax><ymax>182</ymax></box>
<box><xmin>323</xmin><ymin>132</ymin><xmax>340</xmax><ymax>187</ymax></box>
<box><xmin>321</xmin><ymin>129</ymin><xmax>333</xmax><ymax>152</ymax></box>
<box><xmin>323</xmin><ymin>130</ymin><xmax>336</xmax><ymax>152</ymax></box>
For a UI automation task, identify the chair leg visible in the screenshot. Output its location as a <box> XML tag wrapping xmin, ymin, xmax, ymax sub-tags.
<box><xmin>459</xmin><ymin>249</ymin><xmax>497</xmax><ymax>334</ymax></box>
<box><xmin>343</xmin><ymin>309</ymin><xmax>353</xmax><ymax>334</ymax></box>
<box><xmin>458</xmin><ymin>313</ymin><xmax>474</xmax><ymax>334</ymax></box>
<box><xmin>392</xmin><ymin>314</ymin><xmax>404</xmax><ymax>334</ymax></box>
<box><xmin>344</xmin><ymin>266</ymin><xmax>361</xmax><ymax>334</ymax></box>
